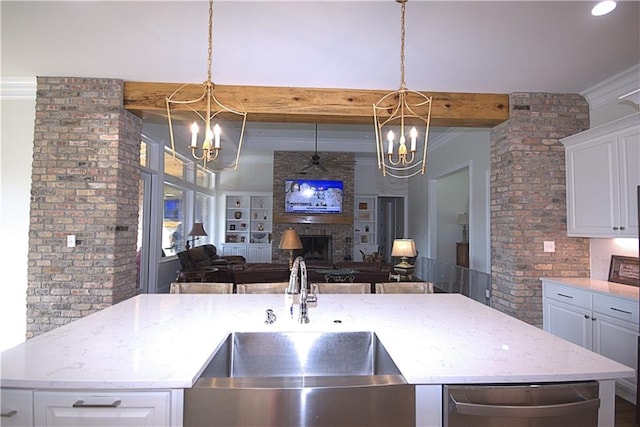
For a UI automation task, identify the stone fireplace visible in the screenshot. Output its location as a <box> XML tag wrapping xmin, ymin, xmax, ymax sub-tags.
<box><xmin>272</xmin><ymin>151</ymin><xmax>355</xmax><ymax>264</ymax></box>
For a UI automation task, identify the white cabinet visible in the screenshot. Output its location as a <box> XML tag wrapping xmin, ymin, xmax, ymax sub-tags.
<box><xmin>354</xmin><ymin>195</ymin><xmax>378</xmax><ymax>260</ymax></box>
<box><xmin>246</xmin><ymin>244</ymin><xmax>272</xmax><ymax>263</ymax></box>
<box><xmin>223</xmin><ymin>193</ymin><xmax>272</xmax><ymax>262</ymax></box>
<box><xmin>1</xmin><ymin>388</ymin><xmax>34</xmax><ymax>426</ymax></box>
<box><xmin>33</xmin><ymin>390</ymin><xmax>175</xmax><ymax>427</ymax></box>
<box><xmin>543</xmin><ymin>279</ymin><xmax>639</xmax><ymax>401</ymax></box>
<box><xmin>562</xmin><ymin>112</ymin><xmax>640</xmax><ymax>237</ymax></box>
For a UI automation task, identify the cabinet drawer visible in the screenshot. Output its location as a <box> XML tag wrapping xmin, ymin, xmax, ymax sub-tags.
<box><xmin>34</xmin><ymin>390</ymin><xmax>172</xmax><ymax>426</ymax></box>
<box><xmin>543</xmin><ymin>282</ymin><xmax>591</xmax><ymax>309</ymax></box>
<box><xmin>1</xmin><ymin>388</ymin><xmax>33</xmax><ymax>427</ymax></box>
<box><xmin>593</xmin><ymin>293</ymin><xmax>639</xmax><ymax>324</ymax></box>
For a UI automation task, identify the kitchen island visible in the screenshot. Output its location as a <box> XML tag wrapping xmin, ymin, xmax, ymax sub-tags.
<box><xmin>1</xmin><ymin>293</ymin><xmax>634</xmax><ymax>426</ymax></box>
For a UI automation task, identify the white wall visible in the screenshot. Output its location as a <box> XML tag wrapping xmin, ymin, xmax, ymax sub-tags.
<box><xmin>417</xmin><ymin>129</ymin><xmax>492</xmax><ymax>273</ymax></box>
<box><xmin>0</xmin><ymin>78</ymin><xmax>36</xmax><ymax>351</ymax></box>
<box><xmin>435</xmin><ymin>169</ymin><xmax>469</xmax><ymax>265</ymax></box>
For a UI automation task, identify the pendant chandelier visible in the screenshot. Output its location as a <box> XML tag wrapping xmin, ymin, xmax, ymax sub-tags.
<box><xmin>373</xmin><ymin>0</ymin><xmax>432</xmax><ymax>179</ymax></box>
<box><xmin>165</xmin><ymin>0</ymin><xmax>247</xmax><ymax>172</ymax></box>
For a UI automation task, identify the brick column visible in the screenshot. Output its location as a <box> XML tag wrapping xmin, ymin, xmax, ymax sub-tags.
<box><xmin>490</xmin><ymin>93</ymin><xmax>590</xmax><ymax>326</ymax></box>
<box><xmin>27</xmin><ymin>77</ymin><xmax>142</xmax><ymax>337</ymax></box>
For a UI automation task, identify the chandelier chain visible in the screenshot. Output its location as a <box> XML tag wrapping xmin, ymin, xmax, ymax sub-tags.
<box><xmin>399</xmin><ymin>0</ymin><xmax>406</xmax><ymax>90</ymax></box>
<box><xmin>207</xmin><ymin>0</ymin><xmax>213</xmax><ymax>83</ymax></box>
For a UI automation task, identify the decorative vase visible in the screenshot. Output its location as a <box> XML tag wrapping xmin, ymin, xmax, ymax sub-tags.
<box><xmin>234</xmin><ymin>211</ymin><xmax>242</xmax><ymax>219</ymax></box>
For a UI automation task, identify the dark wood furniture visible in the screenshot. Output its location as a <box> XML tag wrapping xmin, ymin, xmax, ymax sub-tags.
<box><xmin>456</xmin><ymin>242</ymin><xmax>469</xmax><ymax>268</ymax></box>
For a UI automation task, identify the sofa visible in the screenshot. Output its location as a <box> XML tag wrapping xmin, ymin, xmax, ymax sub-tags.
<box><xmin>175</xmin><ymin>244</ymin><xmax>246</xmax><ymax>283</ymax></box>
<box><xmin>174</xmin><ymin>245</ymin><xmax>392</xmax><ymax>288</ymax></box>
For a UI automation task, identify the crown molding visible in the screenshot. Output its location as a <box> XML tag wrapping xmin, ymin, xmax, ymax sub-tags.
<box><xmin>0</xmin><ymin>76</ymin><xmax>37</xmax><ymax>100</ymax></box>
<box><xmin>581</xmin><ymin>64</ymin><xmax>640</xmax><ymax>109</ymax></box>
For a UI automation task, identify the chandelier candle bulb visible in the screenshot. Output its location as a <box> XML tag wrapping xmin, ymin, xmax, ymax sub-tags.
<box><xmin>387</xmin><ymin>130</ymin><xmax>394</xmax><ymax>154</ymax></box>
<box><xmin>410</xmin><ymin>127</ymin><xmax>417</xmax><ymax>151</ymax></box>
<box><xmin>213</xmin><ymin>124</ymin><xmax>221</xmax><ymax>148</ymax></box>
<box><xmin>190</xmin><ymin>123</ymin><xmax>199</xmax><ymax>147</ymax></box>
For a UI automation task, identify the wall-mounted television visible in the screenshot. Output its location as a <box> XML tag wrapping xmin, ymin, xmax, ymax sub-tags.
<box><xmin>285</xmin><ymin>179</ymin><xmax>343</xmax><ymax>214</ymax></box>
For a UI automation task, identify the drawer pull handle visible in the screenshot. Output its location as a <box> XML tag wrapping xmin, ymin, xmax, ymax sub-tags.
<box><xmin>610</xmin><ymin>307</ymin><xmax>632</xmax><ymax>315</ymax></box>
<box><xmin>1</xmin><ymin>410</ymin><xmax>18</xmax><ymax>418</ymax></box>
<box><xmin>584</xmin><ymin>314</ymin><xmax>590</xmax><ymax>319</ymax></box>
<box><xmin>557</xmin><ymin>293</ymin><xmax>574</xmax><ymax>299</ymax></box>
<box><xmin>72</xmin><ymin>400</ymin><xmax>122</xmax><ymax>408</ymax></box>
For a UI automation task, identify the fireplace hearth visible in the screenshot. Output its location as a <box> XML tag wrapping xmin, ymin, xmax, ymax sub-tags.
<box><xmin>298</xmin><ymin>235</ymin><xmax>332</xmax><ymax>261</ymax></box>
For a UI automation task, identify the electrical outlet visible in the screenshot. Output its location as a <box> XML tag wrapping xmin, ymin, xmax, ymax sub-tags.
<box><xmin>543</xmin><ymin>241</ymin><xmax>555</xmax><ymax>253</ymax></box>
<box><xmin>67</xmin><ymin>235</ymin><xmax>76</xmax><ymax>248</ymax></box>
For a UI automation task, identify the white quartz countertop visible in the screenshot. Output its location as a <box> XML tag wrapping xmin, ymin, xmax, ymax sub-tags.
<box><xmin>542</xmin><ymin>277</ymin><xmax>639</xmax><ymax>301</ymax></box>
<box><xmin>0</xmin><ymin>294</ymin><xmax>634</xmax><ymax>389</ymax></box>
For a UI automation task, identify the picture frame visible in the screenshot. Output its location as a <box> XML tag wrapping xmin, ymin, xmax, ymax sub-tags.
<box><xmin>608</xmin><ymin>255</ymin><xmax>639</xmax><ymax>286</ymax></box>
<box><xmin>360</xmin><ymin>234</ymin><xmax>368</xmax><ymax>244</ymax></box>
<box><xmin>358</xmin><ymin>202</ymin><xmax>368</xmax><ymax>210</ymax></box>
<box><xmin>356</xmin><ymin>212</ymin><xmax>372</xmax><ymax>221</ymax></box>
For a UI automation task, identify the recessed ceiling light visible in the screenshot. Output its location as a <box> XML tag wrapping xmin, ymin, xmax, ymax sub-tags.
<box><xmin>591</xmin><ymin>1</ymin><xmax>617</xmax><ymax>16</ymax></box>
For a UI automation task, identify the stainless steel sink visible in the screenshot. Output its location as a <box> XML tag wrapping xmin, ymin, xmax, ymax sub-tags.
<box><xmin>184</xmin><ymin>331</ymin><xmax>415</xmax><ymax>427</ymax></box>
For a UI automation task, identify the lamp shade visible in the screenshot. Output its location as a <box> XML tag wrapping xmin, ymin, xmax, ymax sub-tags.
<box><xmin>188</xmin><ymin>222</ymin><xmax>208</xmax><ymax>237</ymax></box>
<box><xmin>279</xmin><ymin>228</ymin><xmax>302</xmax><ymax>250</ymax></box>
<box><xmin>391</xmin><ymin>239</ymin><xmax>417</xmax><ymax>258</ymax></box>
<box><xmin>457</xmin><ymin>213</ymin><xmax>469</xmax><ymax>225</ymax></box>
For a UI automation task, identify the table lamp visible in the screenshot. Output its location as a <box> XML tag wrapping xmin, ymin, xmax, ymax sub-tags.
<box><xmin>457</xmin><ymin>213</ymin><xmax>469</xmax><ymax>243</ymax></box>
<box><xmin>391</xmin><ymin>238</ymin><xmax>417</xmax><ymax>277</ymax></box>
<box><xmin>279</xmin><ymin>227</ymin><xmax>303</xmax><ymax>269</ymax></box>
<box><xmin>185</xmin><ymin>222</ymin><xmax>207</xmax><ymax>250</ymax></box>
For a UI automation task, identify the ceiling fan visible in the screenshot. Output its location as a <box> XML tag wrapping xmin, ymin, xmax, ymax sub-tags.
<box><xmin>299</xmin><ymin>124</ymin><xmax>339</xmax><ymax>174</ymax></box>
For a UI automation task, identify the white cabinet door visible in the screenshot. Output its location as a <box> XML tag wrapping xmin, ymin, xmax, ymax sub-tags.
<box><xmin>563</xmin><ymin>113</ymin><xmax>640</xmax><ymax>237</ymax></box>
<box><xmin>565</xmin><ymin>134</ymin><xmax>620</xmax><ymax>236</ymax></box>
<box><xmin>593</xmin><ymin>312</ymin><xmax>638</xmax><ymax>396</ymax></box>
<box><xmin>221</xmin><ymin>244</ymin><xmax>247</xmax><ymax>258</ymax></box>
<box><xmin>592</xmin><ymin>292</ymin><xmax>639</xmax><ymax>399</ymax></box>
<box><xmin>544</xmin><ymin>298</ymin><xmax>592</xmax><ymax>349</ymax></box>
<box><xmin>34</xmin><ymin>391</ymin><xmax>172</xmax><ymax>427</ymax></box>
<box><xmin>246</xmin><ymin>244</ymin><xmax>272</xmax><ymax>263</ymax></box>
<box><xmin>1</xmin><ymin>388</ymin><xmax>34</xmax><ymax>427</ymax></box>
<box><xmin>617</xmin><ymin>125</ymin><xmax>640</xmax><ymax>237</ymax></box>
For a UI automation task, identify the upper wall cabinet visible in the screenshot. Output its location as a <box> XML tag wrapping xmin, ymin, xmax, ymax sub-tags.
<box><xmin>562</xmin><ymin>113</ymin><xmax>640</xmax><ymax>238</ymax></box>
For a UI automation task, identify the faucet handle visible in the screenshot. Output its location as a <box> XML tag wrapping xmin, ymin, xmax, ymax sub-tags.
<box><xmin>264</xmin><ymin>309</ymin><xmax>277</xmax><ymax>324</ymax></box>
<box><xmin>307</xmin><ymin>283</ymin><xmax>318</xmax><ymax>303</ymax></box>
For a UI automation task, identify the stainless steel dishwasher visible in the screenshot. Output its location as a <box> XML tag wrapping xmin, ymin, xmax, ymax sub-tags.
<box><xmin>444</xmin><ymin>381</ymin><xmax>600</xmax><ymax>427</ymax></box>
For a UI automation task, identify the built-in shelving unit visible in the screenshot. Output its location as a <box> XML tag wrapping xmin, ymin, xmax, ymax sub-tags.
<box><xmin>353</xmin><ymin>195</ymin><xmax>378</xmax><ymax>260</ymax></box>
<box><xmin>222</xmin><ymin>193</ymin><xmax>273</xmax><ymax>262</ymax></box>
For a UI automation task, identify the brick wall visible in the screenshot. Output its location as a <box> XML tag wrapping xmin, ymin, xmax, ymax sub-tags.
<box><xmin>490</xmin><ymin>92</ymin><xmax>591</xmax><ymax>326</ymax></box>
<box><xmin>27</xmin><ymin>77</ymin><xmax>141</xmax><ymax>337</ymax></box>
<box><xmin>272</xmin><ymin>151</ymin><xmax>355</xmax><ymax>263</ymax></box>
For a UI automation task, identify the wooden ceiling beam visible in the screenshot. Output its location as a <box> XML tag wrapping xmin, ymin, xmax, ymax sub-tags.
<box><xmin>124</xmin><ymin>81</ymin><xmax>509</xmax><ymax>127</ymax></box>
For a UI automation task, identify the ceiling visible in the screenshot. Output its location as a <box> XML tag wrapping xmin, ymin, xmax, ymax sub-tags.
<box><xmin>2</xmin><ymin>1</ymin><xmax>639</xmax><ymax>154</ymax></box>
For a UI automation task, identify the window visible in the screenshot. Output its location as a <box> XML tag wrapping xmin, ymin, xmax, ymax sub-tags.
<box><xmin>162</xmin><ymin>147</ymin><xmax>216</xmax><ymax>256</ymax></box>
<box><xmin>137</xmin><ymin>131</ymin><xmax>218</xmax><ymax>293</ymax></box>
<box><xmin>162</xmin><ymin>184</ymin><xmax>185</xmax><ymax>257</ymax></box>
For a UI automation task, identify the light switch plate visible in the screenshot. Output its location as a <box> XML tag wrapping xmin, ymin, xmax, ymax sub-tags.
<box><xmin>543</xmin><ymin>241</ymin><xmax>555</xmax><ymax>253</ymax></box>
<box><xmin>67</xmin><ymin>235</ymin><xmax>76</xmax><ymax>248</ymax></box>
